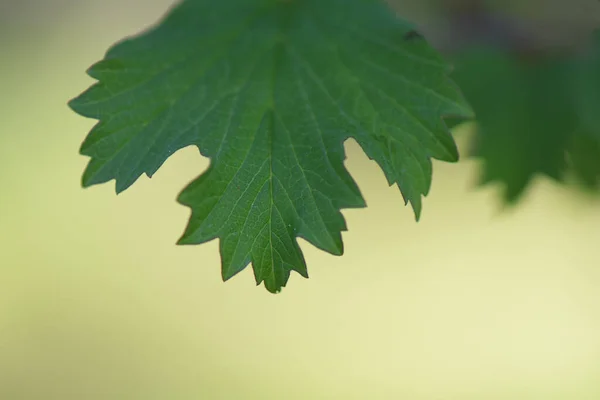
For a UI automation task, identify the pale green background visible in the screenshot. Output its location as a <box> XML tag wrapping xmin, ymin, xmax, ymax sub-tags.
<box><xmin>1</xmin><ymin>1</ymin><xmax>600</xmax><ymax>399</ymax></box>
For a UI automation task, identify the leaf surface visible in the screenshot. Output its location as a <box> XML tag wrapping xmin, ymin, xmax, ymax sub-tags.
<box><xmin>69</xmin><ymin>0</ymin><xmax>472</xmax><ymax>292</ymax></box>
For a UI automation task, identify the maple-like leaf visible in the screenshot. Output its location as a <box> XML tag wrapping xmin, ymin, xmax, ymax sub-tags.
<box><xmin>69</xmin><ymin>0</ymin><xmax>472</xmax><ymax>292</ymax></box>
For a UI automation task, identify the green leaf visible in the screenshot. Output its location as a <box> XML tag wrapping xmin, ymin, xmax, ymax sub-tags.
<box><xmin>452</xmin><ymin>51</ymin><xmax>573</xmax><ymax>201</ymax></box>
<box><xmin>69</xmin><ymin>0</ymin><xmax>472</xmax><ymax>292</ymax></box>
<box><xmin>569</xmin><ymin>128</ymin><xmax>600</xmax><ymax>190</ymax></box>
<box><xmin>452</xmin><ymin>33</ymin><xmax>600</xmax><ymax>202</ymax></box>
<box><xmin>568</xmin><ymin>32</ymin><xmax>600</xmax><ymax>189</ymax></box>
<box><xmin>573</xmin><ymin>31</ymin><xmax>600</xmax><ymax>138</ymax></box>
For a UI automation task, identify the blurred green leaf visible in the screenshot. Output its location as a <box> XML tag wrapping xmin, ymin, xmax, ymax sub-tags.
<box><xmin>573</xmin><ymin>31</ymin><xmax>600</xmax><ymax>138</ymax></box>
<box><xmin>569</xmin><ymin>129</ymin><xmax>600</xmax><ymax>190</ymax></box>
<box><xmin>452</xmin><ymin>31</ymin><xmax>600</xmax><ymax>202</ymax></box>
<box><xmin>69</xmin><ymin>0</ymin><xmax>471</xmax><ymax>292</ymax></box>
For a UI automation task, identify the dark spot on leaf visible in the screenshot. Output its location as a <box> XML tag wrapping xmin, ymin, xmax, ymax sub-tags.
<box><xmin>404</xmin><ymin>30</ymin><xmax>423</xmax><ymax>41</ymax></box>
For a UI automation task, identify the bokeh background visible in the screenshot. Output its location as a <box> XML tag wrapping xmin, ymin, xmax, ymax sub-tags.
<box><xmin>1</xmin><ymin>0</ymin><xmax>600</xmax><ymax>398</ymax></box>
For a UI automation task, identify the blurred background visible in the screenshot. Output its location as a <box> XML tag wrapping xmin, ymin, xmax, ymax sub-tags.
<box><xmin>1</xmin><ymin>0</ymin><xmax>600</xmax><ymax>398</ymax></box>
